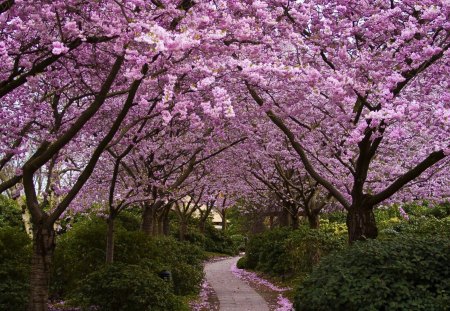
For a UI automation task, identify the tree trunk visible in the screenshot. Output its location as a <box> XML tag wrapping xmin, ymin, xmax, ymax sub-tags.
<box><xmin>106</xmin><ymin>216</ymin><xmax>115</xmax><ymax>264</ymax></box>
<box><xmin>269</xmin><ymin>215</ymin><xmax>274</xmax><ymax>229</ymax></box>
<box><xmin>28</xmin><ymin>226</ymin><xmax>55</xmax><ymax>311</ymax></box>
<box><xmin>179</xmin><ymin>219</ymin><xmax>187</xmax><ymax>241</ymax></box>
<box><xmin>162</xmin><ymin>208</ymin><xmax>170</xmax><ymax>236</ymax></box>
<box><xmin>290</xmin><ymin>212</ymin><xmax>299</xmax><ymax>229</ymax></box>
<box><xmin>346</xmin><ymin>205</ymin><xmax>378</xmax><ymax>243</ymax></box>
<box><xmin>307</xmin><ymin>212</ymin><xmax>320</xmax><ymax>229</ymax></box>
<box><xmin>157</xmin><ymin>212</ymin><xmax>164</xmax><ymax>236</ymax></box>
<box><xmin>152</xmin><ymin>212</ymin><xmax>159</xmax><ymax>236</ymax></box>
<box><xmin>278</xmin><ymin>208</ymin><xmax>290</xmax><ymax>227</ymax></box>
<box><xmin>141</xmin><ymin>202</ymin><xmax>155</xmax><ymax>235</ymax></box>
<box><xmin>221</xmin><ymin>212</ymin><xmax>227</xmax><ymax>231</ymax></box>
<box><xmin>199</xmin><ymin>217</ymin><xmax>206</xmax><ymax>233</ymax></box>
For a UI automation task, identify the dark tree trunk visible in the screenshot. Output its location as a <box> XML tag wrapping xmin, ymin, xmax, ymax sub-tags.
<box><xmin>179</xmin><ymin>219</ymin><xmax>187</xmax><ymax>241</ymax></box>
<box><xmin>141</xmin><ymin>202</ymin><xmax>155</xmax><ymax>235</ymax></box>
<box><xmin>307</xmin><ymin>212</ymin><xmax>320</xmax><ymax>229</ymax></box>
<box><xmin>278</xmin><ymin>208</ymin><xmax>290</xmax><ymax>227</ymax></box>
<box><xmin>106</xmin><ymin>216</ymin><xmax>115</xmax><ymax>264</ymax></box>
<box><xmin>28</xmin><ymin>226</ymin><xmax>55</xmax><ymax>311</ymax></box>
<box><xmin>221</xmin><ymin>212</ymin><xmax>227</xmax><ymax>231</ymax></box>
<box><xmin>290</xmin><ymin>212</ymin><xmax>299</xmax><ymax>229</ymax></box>
<box><xmin>199</xmin><ymin>217</ymin><xmax>206</xmax><ymax>233</ymax></box>
<box><xmin>269</xmin><ymin>215</ymin><xmax>274</xmax><ymax>229</ymax></box>
<box><xmin>152</xmin><ymin>212</ymin><xmax>159</xmax><ymax>236</ymax></box>
<box><xmin>346</xmin><ymin>205</ymin><xmax>378</xmax><ymax>243</ymax></box>
<box><xmin>157</xmin><ymin>211</ymin><xmax>164</xmax><ymax>236</ymax></box>
<box><xmin>162</xmin><ymin>208</ymin><xmax>170</xmax><ymax>236</ymax></box>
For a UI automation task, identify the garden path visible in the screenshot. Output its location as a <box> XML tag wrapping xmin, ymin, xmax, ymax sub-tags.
<box><xmin>204</xmin><ymin>256</ymin><xmax>270</xmax><ymax>311</ymax></box>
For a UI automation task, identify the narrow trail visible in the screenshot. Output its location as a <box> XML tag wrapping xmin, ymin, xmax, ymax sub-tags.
<box><xmin>204</xmin><ymin>256</ymin><xmax>270</xmax><ymax>311</ymax></box>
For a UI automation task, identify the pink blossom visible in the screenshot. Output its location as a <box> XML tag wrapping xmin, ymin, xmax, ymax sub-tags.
<box><xmin>51</xmin><ymin>42</ymin><xmax>69</xmax><ymax>55</ymax></box>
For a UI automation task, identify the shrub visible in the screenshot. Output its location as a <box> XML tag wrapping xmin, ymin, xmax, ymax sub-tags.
<box><xmin>52</xmin><ymin>218</ymin><xmax>107</xmax><ymax>296</ymax></box>
<box><xmin>294</xmin><ymin>235</ymin><xmax>450</xmax><ymax>311</ymax></box>
<box><xmin>0</xmin><ymin>227</ymin><xmax>31</xmax><ymax>311</ymax></box>
<box><xmin>236</xmin><ymin>256</ymin><xmax>247</xmax><ymax>269</ymax></box>
<box><xmin>285</xmin><ymin>225</ymin><xmax>346</xmax><ymax>276</ymax></box>
<box><xmin>241</xmin><ymin>225</ymin><xmax>345</xmax><ymax>278</ymax></box>
<box><xmin>0</xmin><ymin>195</ymin><xmax>24</xmax><ymax>229</ymax></box>
<box><xmin>52</xmin><ymin>217</ymin><xmax>205</xmax><ymax>299</ymax></box>
<box><xmin>183</xmin><ymin>221</ymin><xmax>238</xmax><ymax>255</ymax></box>
<box><xmin>74</xmin><ymin>263</ymin><xmax>186</xmax><ymax>311</ymax></box>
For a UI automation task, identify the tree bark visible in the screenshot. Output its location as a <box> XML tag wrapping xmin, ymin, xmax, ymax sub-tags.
<box><xmin>179</xmin><ymin>219</ymin><xmax>187</xmax><ymax>241</ymax></box>
<box><xmin>278</xmin><ymin>208</ymin><xmax>290</xmax><ymax>227</ymax></box>
<box><xmin>105</xmin><ymin>216</ymin><xmax>115</xmax><ymax>264</ymax></box>
<box><xmin>141</xmin><ymin>202</ymin><xmax>153</xmax><ymax>235</ymax></box>
<box><xmin>307</xmin><ymin>212</ymin><xmax>320</xmax><ymax>229</ymax></box>
<box><xmin>347</xmin><ymin>205</ymin><xmax>378</xmax><ymax>243</ymax></box>
<box><xmin>199</xmin><ymin>217</ymin><xmax>206</xmax><ymax>233</ymax></box>
<box><xmin>290</xmin><ymin>212</ymin><xmax>299</xmax><ymax>229</ymax></box>
<box><xmin>28</xmin><ymin>226</ymin><xmax>55</xmax><ymax>311</ymax></box>
<box><xmin>162</xmin><ymin>208</ymin><xmax>170</xmax><ymax>236</ymax></box>
<box><xmin>221</xmin><ymin>211</ymin><xmax>227</xmax><ymax>231</ymax></box>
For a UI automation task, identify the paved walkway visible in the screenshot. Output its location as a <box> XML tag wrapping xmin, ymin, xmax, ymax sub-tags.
<box><xmin>204</xmin><ymin>256</ymin><xmax>270</xmax><ymax>311</ymax></box>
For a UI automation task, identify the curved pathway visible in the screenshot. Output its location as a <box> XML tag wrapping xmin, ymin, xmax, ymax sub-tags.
<box><xmin>204</xmin><ymin>256</ymin><xmax>270</xmax><ymax>311</ymax></box>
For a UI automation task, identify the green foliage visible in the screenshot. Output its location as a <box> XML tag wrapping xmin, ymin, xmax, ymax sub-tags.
<box><xmin>0</xmin><ymin>195</ymin><xmax>24</xmax><ymax>230</ymax></box>
<box><xmin>182</xmin><ymin>220</ymin><xmax>238</xmax><ymax>255</ymax></box>
<box><xmin>253</xmin><ymin>228</ymin><xmax>292</xmax><ymax>275</ymax></box>
<box><xmin>74</xmin><ymin>263</ymin><xmax>186</xmax><ymax>311</ymax></box>
<box><xmin>52</xmin><ymin>218</ymin><xmax>107</xmax><ymax>296</ymax></box>
<box><xmin>294</xmin><ymin>235</ymin><xmax>450</xmax><ymax>311</ymax></box>
<box><xmin>402</xmin><ymin>201</ymin><xmax>450</xmax><ymax>219</ymax></box>
<box><xmin>241</xmin><ymin>224</ymin><xmax>346</xmax><ymax>278</ymax></box>
<box><xmin>52</xmin><ymin>217</ymin><xmax>205</xmax><ymax>301</ymax></box>
<box><xmin>285</xmin><ymin>224</ymin><xmax>346</xmax><ymax>276</ymax></box>
<box><xmin>236</xmin><ymin>256</ymin><xmax>247</xmax><ymax>269</ymax></box>
<box><xmin>0</xmin><ymin>227</ymin><xmax>31</xmax><ymax>311</ymax></box>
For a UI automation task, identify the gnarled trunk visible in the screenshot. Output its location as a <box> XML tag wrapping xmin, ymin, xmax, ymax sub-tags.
<box><xmin>28</xmin><ymin>226</ymin><xmax>55</xmax><ymax>311</ymax></box>
<box><xmin>346</xmin><ymin>205</ymin><xmax>378</xmax><ymax>243</ymax></box>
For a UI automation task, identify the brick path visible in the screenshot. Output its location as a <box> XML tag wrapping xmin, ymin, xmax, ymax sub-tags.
<box><xmin>204</xmin><ymin>256</ymin><xmax>270</xmax><ymax>311</ymax></box>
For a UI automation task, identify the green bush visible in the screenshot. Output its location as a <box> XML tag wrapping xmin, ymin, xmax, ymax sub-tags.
<box><xmin>183</xmin><ymin>221</ymin><xmax>237</xmax><ymax>255</ymax></box>
<box><xmin>0</xmin><ymin>227</ymin><xmax>31</xmax><ymax>311</ymax></box>
<box><xmin>294</xmin><ymin>235</ymin><xmax>450</xmax><ymax>311</ymax></box>
<box><xmin>236</xmin><ymin>256</ymin><xmax>247</xmax><ymax>269</ymax></box>
<box><xmin>0</xmin><ymin>195</ymin><xmax>24</xmax><ymax>229</ymax></box>
<box><xmin>255</xmin><ymin>228</ymin><xmax>292</xmax><ymax>275</ymax></box>
<box><xmin>52</xmin><ymin>218</ymin><xmax>107</xmax><ymax>296</ymax></box>
<box><xmin>241</xmin><ymin>225</ymin><xmax>345</xmax><ymax>278</ymax></box>
<box><xmin>52</xmin><ymin>217</ymin><xmax>205</xmax><ymax>300</ymax></box>
<box><xmin>74</xmin><ymin>263</ymin><xmax>186</xmax><ymax>311</ymax></box>
<box><xmin>285</xmin><ymin>224</ymin><xmax>346</xmax><ymax>276</ymax></box>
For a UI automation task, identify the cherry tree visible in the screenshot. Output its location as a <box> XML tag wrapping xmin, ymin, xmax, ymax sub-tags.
<box><xmin>195</xmin><ymin>0</ymin><xmax>449</xmax><ymax>242</ymax></box>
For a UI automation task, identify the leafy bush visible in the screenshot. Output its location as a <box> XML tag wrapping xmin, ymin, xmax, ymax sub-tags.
<box><xmin>0</xmin><ymin>227</ymin><xmax>31</xmax><ymax>311</ymax></box>
<box><xmin>285</xmin><ymin>224</ymin><xmax>346</xmax><ymax>276</ymax></box>
<box><xmin>0</xmin><ymin>195</ymin><xmax>24</xmax><ymax>229</ymax></box>
<box><xmin>74</xmin><ymin>263</ymin><xmax>186</xmax><ymax>311</ymax></box>
<box><xmin>236</xmin><ymin>256</ymin><xmax>248</xmax><ymax>269</ymax></box>
<box><xmin>52</xmin><ymin>218</ymin><xmax>107</xmax><ymax>296</ymax></box>
<box><xmin>52</xmin><ymin>217</ymin><xmax>205</xmax><ymax>299</ymax></box>
<box><xmin>183</xmin><ymin>221</ymin><xmax>237</xmax><ymax>255</ymax></box>
<box><xmin>294</xmin><ymin>235</ymin><xmax>450</xmax><ymax>311</ymax></box>
<box><xmin>241</xmin><ymin>225</ymin><xmax>345</xmax><ymax>278</ymax></box>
